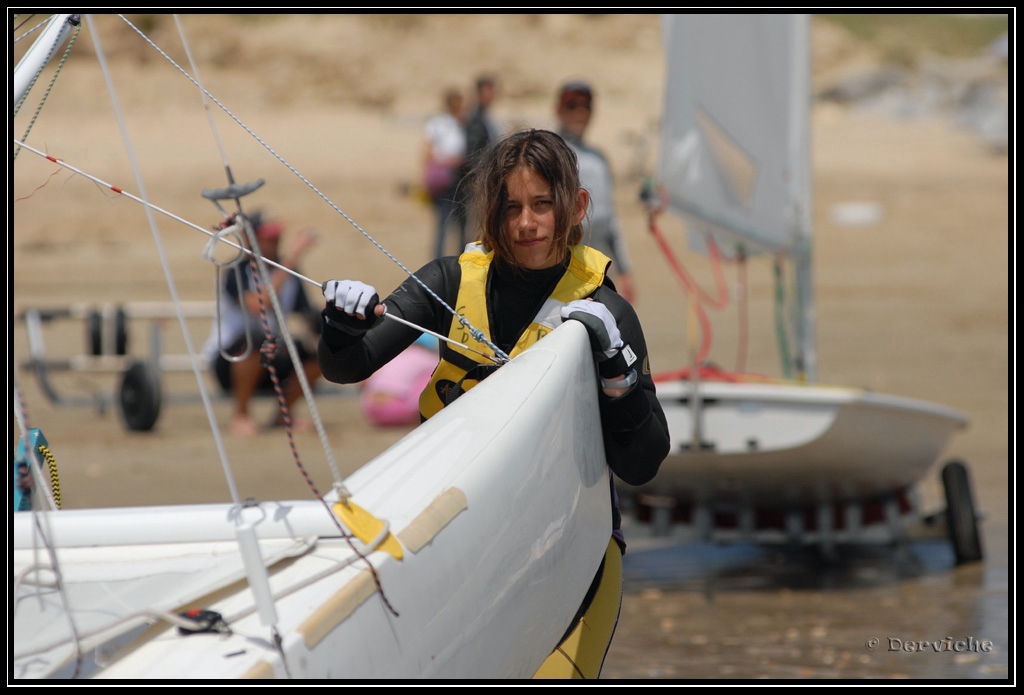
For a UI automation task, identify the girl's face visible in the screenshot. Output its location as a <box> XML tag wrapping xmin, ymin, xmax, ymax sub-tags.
<box><xmin>504</xmin><ymin>166</ymin><xmax>587</xmax><ymax>270</ymax></box>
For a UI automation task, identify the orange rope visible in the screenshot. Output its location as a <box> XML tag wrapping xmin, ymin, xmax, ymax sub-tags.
<box><xmin>647</xmin><ymin>192</ymin><xmax>760</xmax><ymax>381</ymax></box>
<box><xmin>648</xmin><ymin>208</ymin><xmax>730</xmax><ymax>310</ymax></box>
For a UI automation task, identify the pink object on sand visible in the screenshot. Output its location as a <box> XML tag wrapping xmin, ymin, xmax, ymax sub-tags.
<box><xmin>360</xmin><ymin>345</ymin><xmax>438</xmax><ymax>426</ymax></box>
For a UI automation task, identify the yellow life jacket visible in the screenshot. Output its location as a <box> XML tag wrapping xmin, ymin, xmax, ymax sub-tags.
<box><xmin>418</xmin><ymin>245</ymin><xmax>612</xmax><ymax>420</ymax></box>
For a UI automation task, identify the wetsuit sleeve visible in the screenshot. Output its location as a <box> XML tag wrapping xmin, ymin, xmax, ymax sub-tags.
<box><xmin>592</xmin><ymin>286</ymin><xmax>669</xmax><ymax>486</ymax></box>
<box><xmin>317</xmin><ymin>258</ymin><xmax>457</xmax><ymax>384</ymax></box>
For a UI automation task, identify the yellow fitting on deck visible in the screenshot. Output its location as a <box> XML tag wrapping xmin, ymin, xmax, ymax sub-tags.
<box><xmin>332</xmin><ymin>499</ymin><xmax>403</xmax><ymax>561</ymax></box>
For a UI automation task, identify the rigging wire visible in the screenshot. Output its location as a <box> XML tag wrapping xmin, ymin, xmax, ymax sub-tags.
<box><xmin>10</xmin><ymin>15</ymin><xmax>534</xmax><ymax>657</ymax></box>
<box><xmin>117</xmin><ymin>14</ymin><xmax>510</xmax><ymax>366</ymax></box>
<box><xmin>172</xmin><ymin>12</ymin><xmax>399</xmax><ymax>619</ymax></box>
<box><xmin>172</xmin><ymin>15</ymin><xmax>232</xmax><ymax>173</ymax></box>
<box><xmin>172</xmin><ymin>15</ymin><xmax>344</xmax><ymax>497</ymax></box>
<box><xmin>6</xmin><ymin>12</ymin><xmax>527</xmax><ymax>675</ymax></box>
<box><xmin>85</xmin><ymin>13</ymin><xmax>244</xmax><ymax>510</ymax></box>
<box><xmin>13</xmin><ymin>137</ymin><xmax>499</xmax><ymax>371</ymax></box>
<box><xmin>13</xmin><ymin>14</ymin><xmax>48</xmax><ymax>43</ymax></box>
<box><xmin>159</xmin><ymin>13</ymin><xmax>403</xmax><ymax>614</ymax></box>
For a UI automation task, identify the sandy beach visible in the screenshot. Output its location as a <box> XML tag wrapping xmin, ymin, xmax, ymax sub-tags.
<box><xmin>12</xmin><ymin>14</ymin><xmax>1010</xmax><ymax>679</ymax></box>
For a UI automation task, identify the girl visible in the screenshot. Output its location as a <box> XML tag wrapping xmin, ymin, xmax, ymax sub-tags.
<box><xmin>318</xmin><ymin>128</ymin><xmax>669</xmax><ymax>678</ymax></box>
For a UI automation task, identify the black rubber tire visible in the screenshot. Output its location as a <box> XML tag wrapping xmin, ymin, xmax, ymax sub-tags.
<box><xmin>941</xmin><ymin>459</ymin><xmax>983</xmax><ymax>565</ymax></box>
<box><xmin>88</xmin><ymin>310</ymin><xmax>103</xmax><ymax>356</ymax></box>
<box><xmin>118</xmin><ymin>360</ymin><xmax>161</xmax><ymax>432</ymax></box>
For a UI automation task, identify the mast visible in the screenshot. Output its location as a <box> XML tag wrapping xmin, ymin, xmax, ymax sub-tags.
<box><xmin>791</xmin><ymin>13</ymin><xmax>816</xmax><ymax>382</ymax></box>
<box><xmin>13</xmin><ymin>14</ymin><xmax>80</xmax><ymax>111</ymax></box>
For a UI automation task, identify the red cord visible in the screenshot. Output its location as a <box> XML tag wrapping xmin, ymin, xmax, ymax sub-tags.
<box><xmin>647</xmin><ymin>196</ymin><xmax>765</xmax><ymax>382</ymax></box>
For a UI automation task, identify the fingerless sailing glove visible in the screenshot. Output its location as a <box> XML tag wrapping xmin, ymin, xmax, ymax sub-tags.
<box><xmin>321</xmin><ymin>279</ymin><xmax>381</xmax><ymax>335</ymax></box>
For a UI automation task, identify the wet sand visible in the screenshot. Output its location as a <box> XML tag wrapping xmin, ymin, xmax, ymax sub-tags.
<box><xmin>12</xmin><ymin>14</ymin><xmax>1009</xmax><ymax>680</ymax></box>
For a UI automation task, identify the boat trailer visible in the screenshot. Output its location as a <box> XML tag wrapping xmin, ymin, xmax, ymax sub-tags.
<box><xmin>17</xmin><ymin>301</ymin><xmax>215</xmax><ymax>431</ymax></box>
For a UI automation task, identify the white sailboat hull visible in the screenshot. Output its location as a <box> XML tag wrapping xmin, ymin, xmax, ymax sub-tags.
<box><xmin>13</xmin><ymin>321</ymin><xmax>612</xmax><ymax>679</ymax></box>
<box><xmin>626</xmin><ymin>379</ymin><xmax>967</xmax><ymax>508</ymax></box>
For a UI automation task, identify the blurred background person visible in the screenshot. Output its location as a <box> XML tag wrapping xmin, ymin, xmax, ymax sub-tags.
<box><xmin>453</xmin><ymin>74</ymin><xmax>502</xmax><ymax>246</ymax></box>
<box><xmin>201</xmin><ymin>210</ymin><xmax>322</xmax><ymax>436</ymax></box>
<box><xmin>423</xmin><ymin>86</ymin><xmax>466</xmax><ymax>258</ymax></box>
<box><xmin>555</xmin><ymin>79</ymin><xmax>636</xmax><ymax>303</ymax></box>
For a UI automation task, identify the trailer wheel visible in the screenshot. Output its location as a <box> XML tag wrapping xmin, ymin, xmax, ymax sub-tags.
<box><xmin>941</xmin><ymin>459</ymin><xmax>983</xmax><ymax>565</ymax></box>
<box><xmin>118</xmin><ymin>360</ymin><xmax>161</xmax><ymax>432</ymax></box>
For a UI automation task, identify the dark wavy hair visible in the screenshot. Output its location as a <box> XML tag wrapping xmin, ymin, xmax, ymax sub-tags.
<box><xmin>470</xmin><ymin>129</ymin><xmax>585</xmax><ymax>267</ymax></box>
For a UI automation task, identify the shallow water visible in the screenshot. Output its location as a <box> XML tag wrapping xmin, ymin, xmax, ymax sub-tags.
<box><xmin>603</xmin><ymin>520</ymin><xmax>1009</xmax><ymax>680</ymax></box>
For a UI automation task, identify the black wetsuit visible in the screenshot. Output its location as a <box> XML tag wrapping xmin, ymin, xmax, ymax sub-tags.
<box><xmin>318</xmin><ymin>252</ymin><xmax>669</xmax><ymax>498</ymax></box>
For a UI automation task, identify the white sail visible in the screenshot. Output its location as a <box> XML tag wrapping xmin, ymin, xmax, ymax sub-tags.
<box><xmin>659</xmin><ymin>13</ymin><xmax>812</xmax><ymax>256</ymax></box>
<box><xmin>657</xmin><ymin>13</ymin><xmax>815</xmax><ymax>378</ymax></box>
